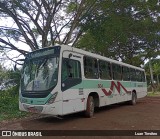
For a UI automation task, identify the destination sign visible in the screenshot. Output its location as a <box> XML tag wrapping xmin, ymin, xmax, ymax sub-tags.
<box><xmin>26</xmin><ymin>46</ymin><xmax>60</xmax><ymax>59</ymax></box>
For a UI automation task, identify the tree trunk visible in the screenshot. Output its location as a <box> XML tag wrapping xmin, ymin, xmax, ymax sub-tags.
<box><xmin>157</xmin><ymin>74</ymin><xmax>159</xmax><ymax>86</ymax></box>
<box><xmin>149</xmin><ymin>59</ymin><xmax>154</xmax><ymax>92</ymax></box>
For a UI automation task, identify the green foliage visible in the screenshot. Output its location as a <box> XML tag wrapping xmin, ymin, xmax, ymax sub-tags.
<box><xmin>147</xmin><ymin>91</ymin><xmax>160</xmax><ymax>96</ymax></box>
<box><xmin>0</xmin><ymin>62</ymin><xmax>27</xmax><ymax>121</ymax></box>
<box><xmin>76</xmin><ymin>0</ymin><xmax>160</xmax><ymax>66</ymax></box>
<box><xmin>0</xmin><ymin>87</ymin><xmax>28</xmax><ymax>121</ymax></box>
<box><xmin>1</xmin><ymin>0</ymin><xmax>159</xmax><ymax>68</ymax></box>
<box><xmin>144</xmin><ymin>58</ymin><xmax>160</xmax><ymax>89</ymax></box>
<box><xmin>0</xmin><ymin>65</ymin><xmax>27</xmax><ymax>121</ymax></box>
<box><xmin>0</xmin><ymin>28</ymin><xmax>21</xmax><ymax>42</ymax></box>
<box><xmin>147</xmin><ymin>92</ymin><xmax>155</xmax><ymax>96</ymax></box>
<box><xmin>153</xmin><ymin>63</ymin><xmax>160</xmax><ymax>75</ymax></box>
<box><xmin>0</xmin><ymin>65</ymin><xmax>21</xmax><ymax>92</ymax></box>
<box><xmin>157</xmin><ymin>85</ymin><xmax>160</xmax><ymax>92</ymax></box>
<box><xmin>66</xmin><ymin>2</ymin><xmax>78</xmax><ymax>13</ymax></box>
<box><xmin>144</xmin><ymin>59</ymin><xmax>160</xmax><ymax>75</ymax></box>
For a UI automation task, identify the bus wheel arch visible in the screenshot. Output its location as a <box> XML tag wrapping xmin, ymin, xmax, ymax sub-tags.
<box><xmin>130</xmin><ymin>90</ymin><xmax>137</xmax><ymax>105</ymax></box>
<box><xmin>85</xmin><ymin>92</ymin><xmax>99</xmax><ymax>118</ymax></box>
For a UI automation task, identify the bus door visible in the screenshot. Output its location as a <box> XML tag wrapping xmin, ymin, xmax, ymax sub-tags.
<box><xmin>61</xmin><ymin>51</ymin><xmax>84</xmax><ymax>115</ymax></box>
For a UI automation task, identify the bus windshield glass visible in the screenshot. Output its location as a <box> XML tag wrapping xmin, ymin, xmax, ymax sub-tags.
<box><xmin>22</xmin><ymin>47</ymin><xmax>60</xmax><ymax>92</ymax></box>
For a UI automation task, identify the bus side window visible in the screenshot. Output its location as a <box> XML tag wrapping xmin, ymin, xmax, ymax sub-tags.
<box><xmin>84</xmin><ymin>56</ymin><xmax>98</xmax><ymax>79</ymax></box>
<box><xmin>112</xmin><ymin>64</ymin><xmax>122</xmax><ymax>80</ymax></box>
<box><xmin>130</xmin><ymin>68</ymin><xmax>136</xmax><ymax>81</ymax></box>
<box><xmin>99</xmin><ymin>60</ymin><xmax>112</xmax><ymax>80</ymax></box>
<box><xmin>122</xmin><ymin>66</ymin><xmax>130</xmax><ymax>81</ymax></box>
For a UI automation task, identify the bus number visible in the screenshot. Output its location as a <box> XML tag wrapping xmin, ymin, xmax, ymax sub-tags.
<box><xmin>98</xmin><ymin>84</ymin><xmax>103</xmax><ymax>88</ymax></box>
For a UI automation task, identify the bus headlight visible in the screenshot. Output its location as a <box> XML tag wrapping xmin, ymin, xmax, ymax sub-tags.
<box><xmin>46</xmin><ymin>92</ymin><xmax>58</xmax><ymax>104</ymax></box>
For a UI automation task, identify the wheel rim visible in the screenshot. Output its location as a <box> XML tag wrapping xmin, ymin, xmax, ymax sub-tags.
<box><xmin>133</xmin><ymin>93</ymin><xmax>136</xmax><ymax>104</ymax></box>
<box><xmin>90</xmin><ymin>98</ymin><xmax>94</xmax><ymax>115</ymax></box>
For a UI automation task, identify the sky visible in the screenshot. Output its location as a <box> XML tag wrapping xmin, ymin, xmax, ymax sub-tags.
<box><xmin>0</xmin><ymin>17</ymin><xmax>30</xmax><ymax>69</ymax></box>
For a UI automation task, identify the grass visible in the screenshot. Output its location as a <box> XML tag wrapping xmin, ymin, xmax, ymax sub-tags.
<box><xmin>147</xmin><ymin>91</ymin><xmax>160</xmax><ymax>97</ymax></box>
<box><xmin>0</xmin><ymin>87</ymin><xmax>29</xmax><ymax>122</ymax></box>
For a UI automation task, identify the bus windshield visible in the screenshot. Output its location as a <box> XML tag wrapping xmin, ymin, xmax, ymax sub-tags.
<box><xmin>22</xmin><ymin>56</ymin><xmax>59</xmax><ymax>92</ymax></box>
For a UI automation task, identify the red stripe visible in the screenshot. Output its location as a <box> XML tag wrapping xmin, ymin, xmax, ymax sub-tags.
<box><xmin>101</xmin><ymin>81</ymin><xmax>131</xmax><ymax>96</ymax></box>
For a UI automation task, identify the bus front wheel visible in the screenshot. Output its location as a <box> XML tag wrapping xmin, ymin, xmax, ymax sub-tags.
<box><xmin>85</xmin><ymin>96</ymin><xmax>94</xmax><ymax>118</ymax></box>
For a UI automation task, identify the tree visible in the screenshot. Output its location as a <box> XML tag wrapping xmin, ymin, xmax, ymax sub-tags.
<box><xmin>0</xmin><ymin>64</ymin><xmax>4</xmax><ymax>85</ymax></box>
<box><xmin>0</xmin><ymin>0</ymin><xmax>97</xmax><ymax>62</ymax></box>
<box><xmin>144</xmin><ymin>58</ymin><xmax>160</xmax><ymax>91</ymax></box>
<box><xmin>0</xmin><ymin>64</ymin><xmax>20</xmax><ymax>91</ymax></box>
<box><xmin>76</xmin><ymin>0</ymin><xmax>160</xmax><ymax>66</ymax></box>
<box><xmin>153</xmin><ymin>61</ymin><xmax>160</xmax><ymax>86</ymax></box>
<box><xmin>0</xmin><ymin>0</ymin><xmax>160</xmax><ymax>67</ymax></box>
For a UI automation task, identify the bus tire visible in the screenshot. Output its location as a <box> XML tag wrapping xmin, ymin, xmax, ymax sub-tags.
<box><xmin>130</xmin><ymin>92</ymin><xmax>137</xmax><ymax>105</ymax></box>
<box><xmin>85</xmin><ymin>96</ymin><xmax>94</xmax><ymax>118</ymax></box>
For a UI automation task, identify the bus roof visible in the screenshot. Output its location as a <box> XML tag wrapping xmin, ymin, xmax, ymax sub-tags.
<box><xmin>26</xmin><ymin>45</ymin><xmax>144</xmax><ymax>71</ymax></box>
<box><xmin>60</xmin><ymin>45</ymin><xmax>144</xmax><ymax>71</ymax></box>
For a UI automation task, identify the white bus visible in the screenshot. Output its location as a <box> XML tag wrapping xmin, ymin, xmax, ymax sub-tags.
<box><xmin>19</xmin><ymin>45</ymin><xmax>147</xmax><ymax>117</ymax></box>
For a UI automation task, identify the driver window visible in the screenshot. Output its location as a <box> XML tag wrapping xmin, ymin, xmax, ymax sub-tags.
<box><xmin>62</xmin><ymin>58</ymin><xmax>81</xmax><ymax>82</ymax></box>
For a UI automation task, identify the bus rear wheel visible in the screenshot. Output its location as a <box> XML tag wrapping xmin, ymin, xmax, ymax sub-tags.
<box><xmin>85</xmin><ymin>96</ymin><xmax>94</xmax><ymax>118</ymax></box>
<box><xmin>130</xmin><ymin>92</ymin><xmax>137</xmax><ymax>105</ymax></box>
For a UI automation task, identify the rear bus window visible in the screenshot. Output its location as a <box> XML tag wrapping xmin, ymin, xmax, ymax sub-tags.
<box><xmin>141</xmin><ymin>71</ymin><xmax>146</xmax><ymax>82</ymax></box>
<box><xmin>136</xmin><ymin>70</ymin><xmax>141</xmax><ymax>82</ymax></box>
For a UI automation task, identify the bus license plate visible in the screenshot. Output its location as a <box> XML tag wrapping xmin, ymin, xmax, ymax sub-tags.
<box><xmin>28</xmin><ymin>107</ymin><xmax>37</xmax><ymax>113</ymax></box>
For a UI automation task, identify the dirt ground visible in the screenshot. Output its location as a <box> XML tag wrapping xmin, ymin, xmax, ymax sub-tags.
<box><xmin>0</xmin><ymin>96</ymin><xmax>160</xmax><ymax>139</ymax></box>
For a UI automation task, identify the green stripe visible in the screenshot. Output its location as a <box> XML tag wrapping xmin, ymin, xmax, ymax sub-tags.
<box><xmin>20</xmin><ymin>80</ymin><xmax>147</xmax><ymax>105</ymax></box>
<box><xmin>20</xmin><ymin>93</ymin><xmax>52</xmax><ymax>105</ymax></box>
<box><xmin>71</xmin><ymin>80</ymin><xmax>147</xmax><ymax>89</ymax></box>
